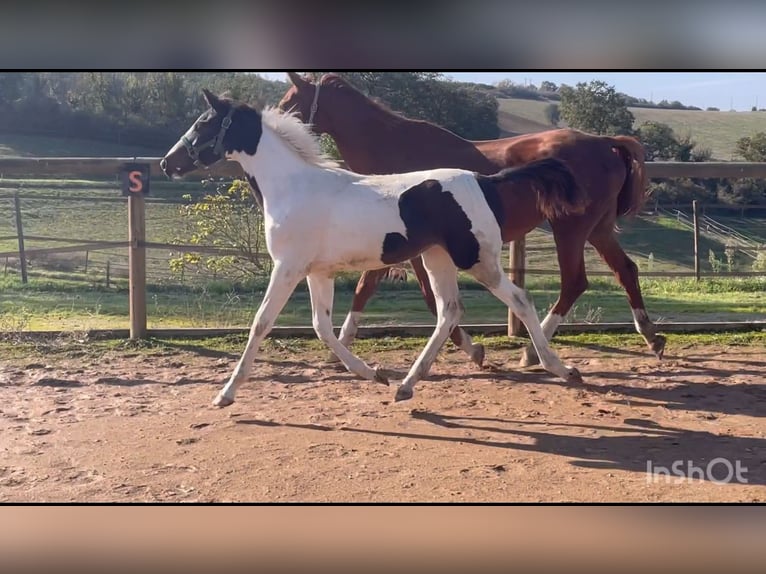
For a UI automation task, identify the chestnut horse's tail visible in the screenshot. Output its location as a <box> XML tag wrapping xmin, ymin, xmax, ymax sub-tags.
<box><xmin>482</xmin><ymin>157</ymin><xmax>586</xmax><ymax>220</ymax></box>
<box><xmin>608</xmin><ymin>135</ymin><xmax>648</xmax><ymax>218</ymax></box>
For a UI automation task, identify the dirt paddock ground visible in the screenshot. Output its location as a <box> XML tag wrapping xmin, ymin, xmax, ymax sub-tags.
<box><xmin>1</xmin><ymin>335</ymin><xmax>764</xmax><ymax>502</ymax></box>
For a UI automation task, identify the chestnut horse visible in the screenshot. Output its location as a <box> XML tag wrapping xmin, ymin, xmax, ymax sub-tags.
<box><xmin>278</xmin><ymin>72</ymin><xmax>666</xmax><ymax>367</ymax></box>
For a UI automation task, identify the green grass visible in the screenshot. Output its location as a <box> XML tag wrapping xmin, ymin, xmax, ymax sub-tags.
<box><xmin>496</xmin><ymin>97</ymin><xmax>766</xmax><ymax>160</ymax></box>
<box><xmin>1</xmin><ymin>177</ymin><xmax>764</xmax><ymax>334</ymax></box>
<box><xmin>1</xmin><ymin>273</ymin><xmax>763</xmax><ymax>332</ymax></box>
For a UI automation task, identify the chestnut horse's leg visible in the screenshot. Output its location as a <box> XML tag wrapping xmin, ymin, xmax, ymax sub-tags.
<box><xmin>587</xmin><ymin>227</ymin><xmax>666</xmax><ymax>359</ymax></box>
<box><xmin>409</xmin><ymin>256</ymin><xmax>485</xmax><ymax>367</ymax></box>
<box><xmin>327</xmin><ymin>268</ymin><xmax>388</xmax><ymax>363</ymax></box>
<box><xmin>520</xmin><ymin>225</ymin><xmax>590</xmax><ymax>367</ymax></box>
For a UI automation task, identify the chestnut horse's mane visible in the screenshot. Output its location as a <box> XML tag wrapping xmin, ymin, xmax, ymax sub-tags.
<box><xmin>318</xmin><ymin>73</ymin><xmax>414</xmax><ymax>123</ymax></box>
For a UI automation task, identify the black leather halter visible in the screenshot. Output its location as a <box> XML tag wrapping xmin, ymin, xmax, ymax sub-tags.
<box><xmin>182</xmin><ymin>107</ymin><xmax>235</xmax><ymax>169</ymax></box>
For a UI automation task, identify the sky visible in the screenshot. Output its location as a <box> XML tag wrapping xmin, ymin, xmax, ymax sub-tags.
<box><xmin>259</xmin><ymin>72</ymin><xmax>766</xmax><ymax>112</ymax></box>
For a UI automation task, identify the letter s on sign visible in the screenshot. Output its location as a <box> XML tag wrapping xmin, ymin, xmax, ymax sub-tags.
<box><xmin>128</xmin><ymin>170</ymin><xmax>143</xmax><ymax>193</ymax></box>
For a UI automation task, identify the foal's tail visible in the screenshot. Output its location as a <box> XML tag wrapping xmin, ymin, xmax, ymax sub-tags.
<box><xmin>483</xmin><ymin>157</ymin><xmax>586</xmax><ymax>220</ymax></box>
<box><xmin>608</xmin><ymin>135</ymin><xmax>648</xmax><ymax>218</ymax></box>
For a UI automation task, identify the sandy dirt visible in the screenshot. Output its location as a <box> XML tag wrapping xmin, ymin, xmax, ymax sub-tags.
<box><xmin>1</xmin><ymin>338</ymin><xmax>764</xmax><ymax>502</ymax></box>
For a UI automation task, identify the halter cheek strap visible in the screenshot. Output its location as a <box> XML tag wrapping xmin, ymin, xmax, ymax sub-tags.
<box><xmin>182</xmin><ymin>107</ymin><xmax>235</xmax><ymax>169</ymax></box>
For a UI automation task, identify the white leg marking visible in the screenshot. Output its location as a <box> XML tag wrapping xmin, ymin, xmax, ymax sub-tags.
<box><xmin>631</xmin><ymin>307</ymin><xmax>650</xmax><ymax>335</ymax></box>
<box><xmin>214</xmin><ymin>262</ymin><xmax>303</xmax><ymax>407</ymax></box>
<box><xmin>307</xmin><ymin>274</ymin><xmax>383</xmax><ymax>382</ymax></box>
<box><xmin>540</xmin><ymin>312</ymin><xmax>564</xmax><ymax>341</ymax></box>
<box><xmin>327</xmin><ymin>310</ymin><xmax>361</xmax><ymax>364</ymax></box>
<box><xmin>338</xmin><ymin>310</ymin><xmax>361</xmax><ymax>347</ymax></box>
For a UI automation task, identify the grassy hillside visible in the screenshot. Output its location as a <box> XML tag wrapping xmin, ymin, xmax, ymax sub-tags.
<box><xmin>0</xmin><ymin>133</ymin><xmax>165</xmax><ymax>158</ymax></box>
<box><xmin>497</xmin><ymin>97</ymin><xmax>766</xmax><ymax>160</ymax></box>
<box><xmin>5</xmin><ymin>97</ymin><xmax>766</xmax><ymax>162</ymax></box>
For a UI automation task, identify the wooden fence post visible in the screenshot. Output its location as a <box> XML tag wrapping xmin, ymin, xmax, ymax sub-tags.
<box><xmin>693</xmin><ymin>200</ymin><xmax>700</xmax><ymax>281</ymax></box>
<box><xmin>13</xmin><ymin>191</ymin><xmax>28</xmax><ymax>284</ymax></box>
<box><xmin>508</xmin><ymin>237</ymin><xmax>526</xmax><ymax>337</ymax></box>
<box><xmin>122</xmin><ymin>164</ymin><xmax>149</xmax><ymax>339</ymax></box>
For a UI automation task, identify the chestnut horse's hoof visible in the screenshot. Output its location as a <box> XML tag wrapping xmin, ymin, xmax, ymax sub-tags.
<box><xmin>471</xmin><ymin>344</ymin><xmax>486</xmax><ymax>368</ymax></box>
<box><xmin>651</xmin><ymin>335</ymin><xmax>667</xmax><ymax>360</ymax></box>
<box><xmin>519</xmin><ymin>345</ymin><xmax>540</xmax><ymax>368</ymax></box>
<box><xmin>394</xmin><ymin>386</ymin><xmax>413</xmax><ymax>402</ymax></box>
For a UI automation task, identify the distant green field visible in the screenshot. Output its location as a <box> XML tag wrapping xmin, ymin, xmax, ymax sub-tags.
<box><xmin>4</xmin><ymin>97</ymin><xmax>766</xmax><ymax>162</ymax></box>
<box><xmin>0</xmin><ymin>133</ymin><xmax>164</xmax><ymax>158</ymax></box>
<box><xmin>497</xmin><ymin>98</ymin><xmax>766</xmax><ymax>160</ymax></box>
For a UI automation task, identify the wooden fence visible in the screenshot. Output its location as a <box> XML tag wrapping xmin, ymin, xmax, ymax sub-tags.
<box><xmin>1</xmin><ymin>157</ymin><xmax>766</xmax><ymax>340</ymax></box>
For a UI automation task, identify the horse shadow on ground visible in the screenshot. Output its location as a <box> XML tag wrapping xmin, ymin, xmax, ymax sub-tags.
<box><xmin>94</xmin><ymin>376</ymin><xmax>214</xmax><ymax>387</ymax></box>
<box><xmin>236</xmin><ymin>413</ymin><xmax>766</xmax><ymax>486</ymax></box>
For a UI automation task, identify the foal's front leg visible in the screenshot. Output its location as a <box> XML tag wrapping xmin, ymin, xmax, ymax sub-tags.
<box><xmin>213</xmin><ymin>262</ymin><xmax>303</xmax><ymax>407</ymax></box>
<box><xmin>307</xmin><ymin>273</ymin><xmax>389</xmax><ymax>385</ymax></box>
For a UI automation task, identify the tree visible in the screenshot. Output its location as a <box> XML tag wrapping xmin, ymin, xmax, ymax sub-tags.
<box><xmin>735</xmin><ymin>132</ymin><xmax>766</xmax><ymax>161</ymax></box>
<box><xmin>169</xmin><ymin>179</ymin><xmax>271</xmax><ymax>283</ymax></box>
<box><xmin>544</xmin><ymin>103</ymin><xmax>560</xmax><ymax>126</ymax></box>
<box><xmin>636</xmin><ymin>121</ymin><xmax>704</xmax><ymax>162</ymax></box>
<box><xmin>337</xmin><ymin>72</ymin><xmax>499</xmax><ymax>139</ymax></box>
<box><xmin>540</xmin><ymin>81</ymin><xmax>558</xmax><ymax>93</ymax></box>
<box><xmin>558</xmin><ymin>80</ymin><xmax>635</xmax><ymax>135</ymax></box>
<box><xmin>0</xmin><ymin>73</ymin><xmax>24</xmax><ymax>106</ymax></box>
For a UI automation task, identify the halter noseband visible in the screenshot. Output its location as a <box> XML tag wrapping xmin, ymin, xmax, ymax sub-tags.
<box><xmin>182</xmin><ymin>107</ymin><xmax>235</xmax><ymax>169</ymax></box>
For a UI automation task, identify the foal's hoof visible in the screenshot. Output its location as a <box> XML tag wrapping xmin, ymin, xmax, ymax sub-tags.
<box><xmin>651</xmin><ymin>335</ymin><xmax>667</xmax><ymax>360</ymax></box>
<box><xmin>213</xmin><ymin>394</ymin><xmax>234</xmax><ymax>408</ymax></box>
<box><xmin>471</xmin><ymin>344</ymin><xmax>486</xmax><ymax>368</ymax></box>
<box><xmin>394</xmin><ymin>386</ymin><xmax>414</xmax><ymax>402</ymax></box>
<box><xmin>565</xmin><ymin>367</ymin><xmax>583</xmax><ymax>384</ymax></box>
<box><xmin>374</xmin><ymin>367</ymin><xmax>390</xmax><ymax>386</ymax></box>
<box><xmin>326</xmin><ymin>351</ymin><xmax>341</xmax><ymax>364</ymax></box>
<box><xmin>518</xmin><ymin>346</ymin><xmax>540</xmax><ymax>368</ymax></box>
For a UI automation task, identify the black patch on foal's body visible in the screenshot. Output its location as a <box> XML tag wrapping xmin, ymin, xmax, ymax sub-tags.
<box><xmin>381</xmin><ymin>179</ymin><xmax>480</xmax><ymax>270</ymax></box>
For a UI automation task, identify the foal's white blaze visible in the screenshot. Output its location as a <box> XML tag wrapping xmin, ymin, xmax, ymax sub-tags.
<box><xmin>167</xmin><ymin>106</ymin><xmax>580</xmax><ymax>406</ymax></box>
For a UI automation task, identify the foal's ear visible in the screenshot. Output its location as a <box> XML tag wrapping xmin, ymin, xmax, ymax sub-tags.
<box><xmin>287</xmin><ymin>72</ymin><xmax>311</xmax><ymax>89</ymax></box>
<box><xmin>202</xmin><ymin>88</ymin><xmax>224</xmax><ymax>112</ymax></box>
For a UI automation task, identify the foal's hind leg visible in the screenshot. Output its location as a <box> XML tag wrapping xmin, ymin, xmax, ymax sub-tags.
<box><xmin>471</xmin><ymin>258</ymin><xmax>582</xmax><ymax>383</ymax></box>
<box><xmin>395</xmin><ymin>247</ymin><xmax>463</xmax><ymax>402</ymax></box>
<box><xmin>307</xmin><ymin>273</ymin><xmax>388</xmax><ymax>385</ymax></box>
<box><xmin>327</xmin><ymin>268</ymin><xmax>387</xmax><ymax>363</ymax></box>
<box><xmin>214</xmin><ymin>262</ymin><xmax>303</xmax><ymax>407</ymax></box>
<box><xmin>410</xmin><ymin>255</ymin><xmax>485</xmax><ymax>367</ymax></box>
<box><xmin>588</xmin><ymin>227</ymin><xmax>666</xmax><ymax>359</ymax></box>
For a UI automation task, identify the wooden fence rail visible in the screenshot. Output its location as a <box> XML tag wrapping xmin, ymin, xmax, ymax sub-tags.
<box><xmin>4</xmin><ymin>157</ymin><xmax>766</xmax><ymax>180</ymax></box>
<box><xmin>2</xmin><ymin>157</ymin><xmax>766</xmax><ymax>340</ymax></box>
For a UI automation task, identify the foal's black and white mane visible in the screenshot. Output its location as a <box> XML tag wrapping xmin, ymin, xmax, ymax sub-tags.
<box><xmin>162</xmin><ymin>89</ymin><xmax>583</xmax><ymax>406</ymax></box>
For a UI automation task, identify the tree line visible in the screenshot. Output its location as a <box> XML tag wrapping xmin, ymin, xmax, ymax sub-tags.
<box><xmin>0</xmin><ymin>72</ymin><xmax>499</xmax><ymax>153</ymax></box>
<box><xmin>1</xmin><ymin>72</ymin><xmax>764</xmax><ymax>205</ymax></box>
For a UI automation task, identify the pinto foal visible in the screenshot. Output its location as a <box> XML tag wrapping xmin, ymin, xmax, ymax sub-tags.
<box><xmin>161</xmin><ymin>90</ymin><xmax>585</xmax><ymax>405</ymax></box>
